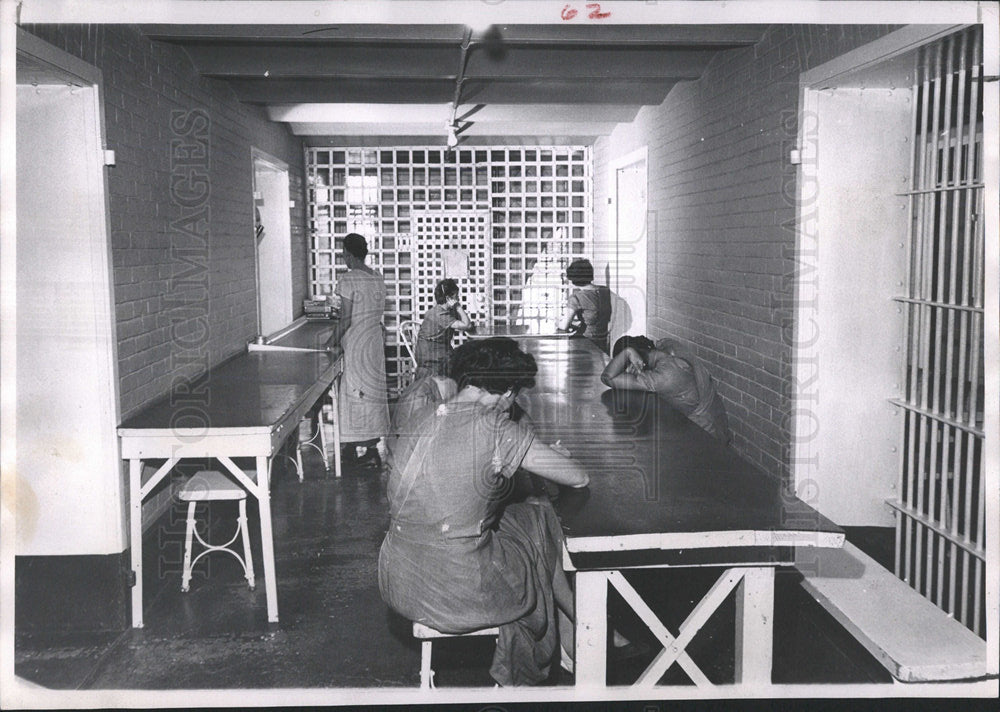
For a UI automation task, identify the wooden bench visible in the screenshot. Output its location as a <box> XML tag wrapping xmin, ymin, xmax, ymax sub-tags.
<box><xmin>796</xmin><ymin>542</ymin><xmax>988</xmax><ymax>682</ymax></box>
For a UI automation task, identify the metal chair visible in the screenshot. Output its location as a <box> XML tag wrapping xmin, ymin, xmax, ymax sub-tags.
<box><xmin>397</xmin><ymin>320</ymin><xmax>420</xmax><ymax>388</ymax></box>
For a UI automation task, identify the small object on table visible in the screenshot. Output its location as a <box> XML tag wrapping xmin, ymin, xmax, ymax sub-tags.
<box><xmin>304</xmin><ymin>296</ymin><xmax>336</xmax><ymax>320</ymax></box>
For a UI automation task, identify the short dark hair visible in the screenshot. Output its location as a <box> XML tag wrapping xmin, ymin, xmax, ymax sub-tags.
<box><xmin>566</xmin><ymin>258</ymin><xmax>594</xmax><ymax>286</ymax></box>
<box><xmin>449</xmin><ymin>338</ymin><xmax>537</xmax><ymax>395</ymax></box>
<box><xmin>343</xmin><ymin>232</ymin><xmax>368</xmax><ymax>260</ymax></box>
<box><xmin>434</xmin><ymin>278</ymin><xmax>460</xmax><ymax>304</ymax></box>
<box><xmin>611</xmin><ymin>335</ymin><xmax>655</xmax><ymax>359</ymax></box>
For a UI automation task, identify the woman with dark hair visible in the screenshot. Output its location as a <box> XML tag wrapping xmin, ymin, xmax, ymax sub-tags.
<box><xmin>602</xmin><ymin>335</ymin><xmax>731</xmax><ymax>443</ymax></box>
<box><xmin>378</xmin><ymin>337</ymin><xmax>589</xmax><ymax>685</ymax></box>
<box><xmin>557</xmin><ymin>258</ymin><xmax>612</xmax><ymax>353</ymax></box>
<box><xmin>414</xmin><ymin>278</ymin><xmax>473</xmax><ymax>378</ymax></box>
<box><xmin>326</xmin><ymin>233</ymin><xmax>390</xmax><ymax>467</ymax></box>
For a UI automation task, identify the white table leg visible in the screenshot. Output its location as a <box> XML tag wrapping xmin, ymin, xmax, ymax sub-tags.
<box><xmin>734</xmin><ymin>566</ymin><xmax>774</xmax><ymax>686</ymax></box>
<box><xmin>256</xmin><ymin>455</ymin><xmax>280</xmax><ymax>623</ymax></box>
<box><xmin>129</xmin><ymin>458</ymin><xmax>144</xmax><ymax>628</ymax></box>
<box><xmin>574</xmin><ymin>570</ymin><xmax>608</xmax><ymax>687</ymax></box>
<box><xmin>331</xmin><ymin>377</ymin><xmax>342</xmax><ymax>478</ymax></box>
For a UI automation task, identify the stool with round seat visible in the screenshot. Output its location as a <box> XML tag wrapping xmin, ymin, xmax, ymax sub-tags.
<box><xmin>178</xmin><ymin>469</ymin><xmax>255</xmax><ymax>592</ymax></box>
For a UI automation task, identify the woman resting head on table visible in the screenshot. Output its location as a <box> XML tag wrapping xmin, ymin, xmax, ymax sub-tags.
<box><xmin>601</xmin><ymin>335</ymin><xmax>731</xmax><ymax>444</ymax></box>
<box><xmin>377</xmin><ymin>337</ymin><xmax>590</xmax><ymax>686</ymax></box>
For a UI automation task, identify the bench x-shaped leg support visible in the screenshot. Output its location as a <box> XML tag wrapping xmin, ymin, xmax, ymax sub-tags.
<box><xmin>574</xmin><ymin>567</ymin><xmax>774</xmax><ymax>688</ymax></box>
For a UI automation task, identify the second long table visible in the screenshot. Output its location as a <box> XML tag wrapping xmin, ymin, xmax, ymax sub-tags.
<box><xmin>514</xmin><ymin>336</ymin><xmax>843</xmax><ymax>688</ymax></box>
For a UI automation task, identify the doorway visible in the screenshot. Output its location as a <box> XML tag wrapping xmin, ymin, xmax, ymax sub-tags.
<box><xmin>613</xmin><ymin>146</ymin><xmax>648</xmax><ymax>340</ymax></box>
<box><xmin>252</xmin><ymin>149</ymin><xmax>293</xmax><ymax>336</ymax></box>
<box><xmin>14</xmin><ymin>29</ymin><xmax>124</xmax><ymax>556</ymax></box>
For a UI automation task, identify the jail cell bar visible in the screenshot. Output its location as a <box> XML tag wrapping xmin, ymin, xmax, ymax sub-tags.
<box><xmin>305</xmin><ymin>147</ymin><xmax>593</xmax><ymax>390</ymax></box>
<box><xmin>891</xmin><ymin>27</ymin><xmax>985</xmax><ymax>637</ymax></box>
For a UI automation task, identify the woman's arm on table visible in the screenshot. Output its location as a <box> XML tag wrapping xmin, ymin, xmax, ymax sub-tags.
<box><xmin>520</xmin><ymin>439</ymin><xmax>589</xmax><ymax>488</ymax></box>
<box><xmin>600</xmin><ymin>346</ymin><xmax>647</xmax><ymax>389</ymax></box>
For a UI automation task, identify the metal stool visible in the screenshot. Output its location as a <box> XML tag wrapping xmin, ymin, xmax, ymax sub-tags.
<box><xmin>179</xmin><ymin>469</ymin><xmax>255</xmax><ymax>592</ymax></box>
<box><xmin>297</xmin><ymin>374</ymin><xmax>343</xmax><ymax>478</ymax></box>
<box><xmin>412</xmin><ymin>621</ymin><xmax>499</xmax><ymax>689</ymax></box>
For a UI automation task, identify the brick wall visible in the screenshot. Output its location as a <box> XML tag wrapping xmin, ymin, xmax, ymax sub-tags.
<box><xmin>22</xmin><ymin>24</ymin><xmax>308</xmax><ymax>420</ymax></box>
<box><xmin>593</xmin><ymin>25</ymin><xmax>898</xmax><ymax>481</ymax></box>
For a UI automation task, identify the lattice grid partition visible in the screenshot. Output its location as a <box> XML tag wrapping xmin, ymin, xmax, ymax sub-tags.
<box><xmin>412</xmin><ymin>210</ymin><xmax>492</xmax><ymax>334</ymax></box>
<box><xmin>306</xmin><ymin>146</ymin><xmax>592</xmax><ymax>393</ymax></box>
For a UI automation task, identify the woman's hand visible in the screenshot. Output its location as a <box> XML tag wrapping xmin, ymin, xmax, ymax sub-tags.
<box><xmin>625</xmin><ymin>347</ymin><xmax>646</xmax><ymax>374</ymax></box>
<box><xmin>549</xmin><ymin>439</ymin><xmax>571</xmax><ymax>458</ymax></box>
<box><xmin>521</xmin><ymin>439</ymin><xmax>589</xmax><ymax>488</ymax></box>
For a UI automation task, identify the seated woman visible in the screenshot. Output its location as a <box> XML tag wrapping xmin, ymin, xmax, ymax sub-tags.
<box><xmin>414</xmin><ymin>278</ymin><xmax>473</xmax><ymax>379</ymax></box>
<box><xmin>378</xmin><ymin>338</ymin><xmax>589</xmax><ymax>686</ymax></box>
<box><xmin>601</xmin><ymin>335</ymin><xmax>731</xmax><ymax>444</ymax></box>
<box><xmin>557</xmin><ymin>258</ymin><xmax>612</xmax><ymax>353</ymax></box>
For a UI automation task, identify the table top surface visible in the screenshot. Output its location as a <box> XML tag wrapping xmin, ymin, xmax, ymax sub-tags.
<box><xmin>118</xmin><ymin>349</ymin><xmax>339</xmax><ymax>433</ymax></box>
<box><xmin>265</xmin><ymin>319</ymin><xmax>338</xmax><ymax>350</ymax></box>
<box><xmin>468</xmin><ymin>323</ymin><xmax>571</xmax><ymax>339</ymax></box>
<box><xmin>513</xmin><ymin>337</ymin><xmax>842</xmax><ymax>558</ymax></box>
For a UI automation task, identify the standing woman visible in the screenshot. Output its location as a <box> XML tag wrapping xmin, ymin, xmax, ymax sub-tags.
<box><xmin>414</xmin><ymin>278</ymin><xmax>473</xmax><ymax>379</ymax></box>
<box><xmin>326</xmin><ymin>233</ymin><xmax>390</xmax><ymax>467</ymax></box>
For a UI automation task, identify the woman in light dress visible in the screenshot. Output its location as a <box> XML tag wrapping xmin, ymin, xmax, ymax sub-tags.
<box><xmin>326</xmin><ymin>233</ymin><xmax>390</xmax><ymax>467</ymax></box>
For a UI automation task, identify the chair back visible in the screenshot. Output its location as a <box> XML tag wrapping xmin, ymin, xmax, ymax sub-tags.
<box><xmin>396</xmin><ymin>320</ymin><xmax>420</xmax><ymax>391</ymax></box>
<box><xmin>398</xmin><ymin>320</ymin><xmax>419</xmax><ymax>366</ymax></box>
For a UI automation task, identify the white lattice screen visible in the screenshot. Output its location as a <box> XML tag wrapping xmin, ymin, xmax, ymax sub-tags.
<box><xmin>306</xmin><ymin>146</ymin><xmax>593</xmax><ymax>392</ymax></box>
<box><xmin>412</xmin><ymin>210</ymin><xmax>492</xmax><ymax>331</ymax></box>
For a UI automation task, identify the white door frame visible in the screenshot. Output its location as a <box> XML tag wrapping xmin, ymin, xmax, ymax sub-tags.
<box><xmin>251</xmin><ymin>147</ymin><xmax>293</xmax><ymax>336</ymax></box>
<box><xmin>12</xmin><ymin>27</ymin><xmax>124</xmax><ymax>554</ymax></box>
<box><xmin>609</xmin><ymin>145</ymin><xmax>649</xmax><ymax>338</ymax></box>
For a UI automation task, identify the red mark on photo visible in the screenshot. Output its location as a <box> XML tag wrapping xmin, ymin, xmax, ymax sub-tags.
<box><xmin>586</xmin><ymin>3</ymin><xmax>611</xmax><ymax>19</ymax></box>
<box><xmin>561</xmin><ymin>4</ymin><xmax>578</xmax><ymax>20</ymax></box>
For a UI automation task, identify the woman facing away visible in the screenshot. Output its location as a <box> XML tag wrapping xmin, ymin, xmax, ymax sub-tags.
<box><xmin>377</xmin><ymin>337</ymin><xmax>589</xmax><ymax>685</ymax></box>
<box><xmin>326</xmin><ymin>233</ymin><xmax>391</xmax><ymax>468</ymax></box>
<box><xmin>601</xmin><ymin>335</ymin><xmax>731</xmax><ymax>444</ymax></box>
<box><xmin>557</xmin><ymin>258</ymin><xmax>612</xmax><ymax>353</ymax></box>
<box><xmin>414</xmin><ymin>278</ymin><xmax>473</xmax><ymax>379</ymax></box>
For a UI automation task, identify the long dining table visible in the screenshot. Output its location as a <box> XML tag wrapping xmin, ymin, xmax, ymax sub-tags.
<box><xmin>118</xmin><ymin>323</ymin><xmax>342</xmax><ymax>627</ymax></box>
<box><xmin>514</xmin><ymin>335</ymin><xmax>844</xmax><ymax>688</ymax></box>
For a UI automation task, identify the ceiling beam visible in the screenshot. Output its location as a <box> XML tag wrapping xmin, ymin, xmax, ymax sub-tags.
<box><xmin>268</xmin><ymin>103</ymin><xmax>642</xmax><ymax>123</ymax></box>
<box><xmin>226</xmin><ymin>77</ymin><xmax>675</xmax><ymax>105</ymax></box>
<box><xmin>287</xmin><ymin>121</ymin><xmax>619</xmax><ymax>136</ymax></box>
<box><xmin>142</xmin><ymin>23</ymin><xmax>765</xmax><ymax>46</ymax></box>
<box><xmin>182</xmin><ymin>43</ymin><xmax>715</xmax><ymax>80</ymax></box>
<box><xmin>301</xmin><ymin>135</ymin><xmax>597</xmax><ymax>148</ymax></box>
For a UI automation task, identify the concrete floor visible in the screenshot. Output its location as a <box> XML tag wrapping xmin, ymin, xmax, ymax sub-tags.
<box><xmin>15</xmin><ymin>447</ymin><xmax>896</xmax><ymax>701</ymax></box>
